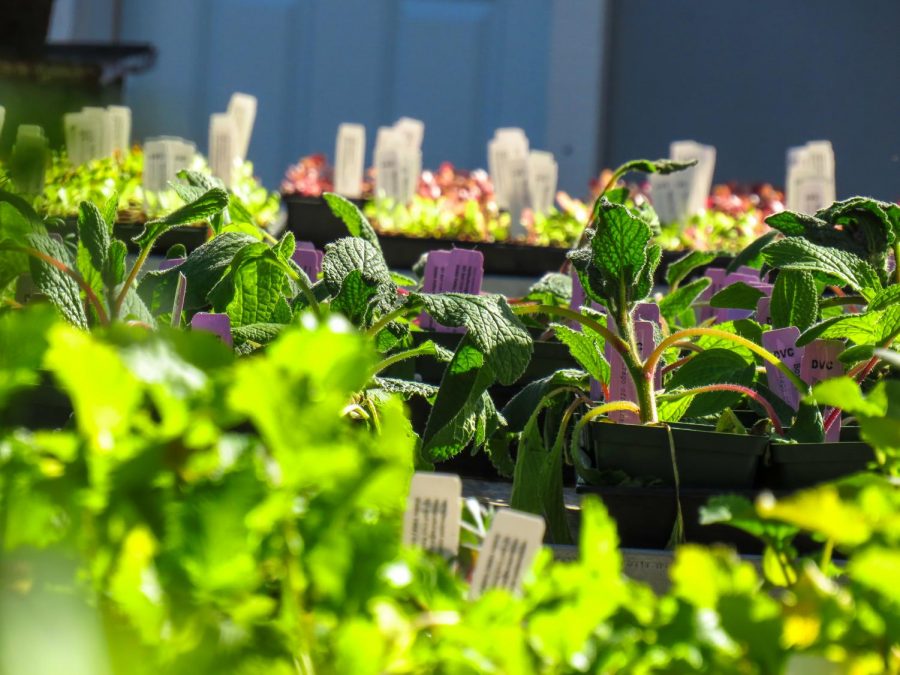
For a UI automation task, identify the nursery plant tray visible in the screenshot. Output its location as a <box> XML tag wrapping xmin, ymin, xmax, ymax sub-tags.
<box><xmin>285</xmin><ymin>195</ymin><xmax>733</xmax><ymax>280</ymax></box>
<box><xmin>766</xmin><ymin>440</ymin><xmax>876</xmax><ymax>490</ymax></box>
<box><xmin>585</xmin><ymin>422</ymin><xmax>768</xmax><ymax>489</ymax></box>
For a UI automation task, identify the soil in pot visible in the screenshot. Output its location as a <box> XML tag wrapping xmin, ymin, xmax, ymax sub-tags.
<box><xmin>585</xmin><ymin>422</ymin><xmax>768</xmax><ymax>489</ymax></box>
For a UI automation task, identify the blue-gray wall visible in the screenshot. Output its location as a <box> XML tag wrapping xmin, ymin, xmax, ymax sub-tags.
<box><xmin>603</xmin><ymin>0</ymin><xmax>900</xmax><ymax>201</ymax></box>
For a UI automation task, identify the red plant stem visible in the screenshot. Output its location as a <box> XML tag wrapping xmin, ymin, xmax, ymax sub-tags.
<box><xmin>668</xmin><ymin>383</ymin><xmax>785</xmax><ymax>436</ymax></box>
<box><xmin>21</xmin><ymin>246</ymin><xmax>109</xmax><ymax>324</ymax></box>
<box><xmin>824</xmin><ymin>354</ymin><xmax>882</xmax><ymax>433</ymax></box>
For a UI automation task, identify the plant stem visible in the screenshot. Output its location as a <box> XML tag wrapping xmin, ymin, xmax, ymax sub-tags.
<box><xmin>819</xmin><ymin>295</ymin><xmax>866</xmax><ymax>309</ymax></box>
<box><xmin>370</xmin><ymin>342</ymin><xmax>449</xmax><ymax>378</ymax></box>
<box><xmin>659</xmin><ymin>383</ymin><xmax>785</xmax><ymax>436</ymax></box>
<box><xmin>820</xmin><ymin>538</ymin><xmax>835</xmax><ymax>571</ymax></box>
<box><xmin>511</xmin><ymin>303</ymin><xmax>630</xmax><ymax>360</ymax></box>
<box><xmin>644</xmin><ymin>327</ymin><xmax>810</xmax><ymax>396</ymax></box>
<box><xmin>16</xmin><ymin>245</ymin><xmax>109</xmax><ymax>324</ymax></box>
<box><xmin>366</xmin><ymin>303</ymin><xmax>416</xmax><ymax>338</ymax></box>
<box><xmin>113</xmin><ymin>245</ymin><xmax>152</xmax><ymax>318</ymax></box>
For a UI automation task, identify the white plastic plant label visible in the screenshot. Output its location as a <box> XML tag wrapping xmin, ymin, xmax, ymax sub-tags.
<box><xmin>395</xmin><ymin>116</ymin><xmax>425</xmax><ymax>151</ymax></box>
<box><xmin>106</xmin><ymin>106</ymin><xmax>132</xmax><ymax>155</ymax></box>
<box><xmin>504</xmin><ymin>155</ymin><xmax>530</xmax><ymax>237</ymax></box>
<box><xmin>762</xmin><ymin>327</ymin><xmax>804</xmax><ymax>410</ymax></box>
<box><xmin>648</xmin><ymin>172</ymin><xmax>690</xmax><ymax>225</ymax></box>
<box><xmin>142</xmin><ymin>139</ymin><xmax>167</xmax><ymax>193</ymax></box>
<box><xmin>527</xmin><ymin>150</ymin><xmax>558</xmax><ymax>216</ymax></box>
<box><xmin>63</xmin><ymin>112</ymin><xmax>85</xmax><ymax>166</ymax></box>
<box><xmin>75</xmin><ymin>108</ymin><xmax>103</xmax><ymax>164</ymax></box>
<box><xmin>488</xmin><ymin>128</ymin><xmax>529</xmax><ymax>210</ymax></box>
<box><xmin>800</xmin><ymin>339</ymin><xmax>845</xmax><ymax>442</ymax></box>
<box><xmin>171</xmin><ymin>272</ymin><xmax>188</xmax><ymax>328</ymax></box>
<box><xmin>170</xmin><ymin>138</ymin><xmax>197</xmax><ymax>176</ymax></box>
<box><xmin>402</xmin><ymin>472</ymin><xmax>462</xmax><ymax>558</ymax></box>
<box><xmin>82</xmin><ymin>106</ymin><xmax>113</xmax><ymax>159</ymax></box>
<box><xmin>670</xmin><ymin>140</ymin><xmax>716</xmax><ymax>216</ymax></box>
<box><xmin>374</xmin><ymin>127</ymin><xmax>404</xmax><ymax>201</ymax></box>
<box><xmin>334</xmin><ymin>123</ymin><xmax>366</xmax><ymax>198</ymax></box>
<box><xmin>209</xmin><ymin>113</ymin><xmax>238</xmax><ymax>188</ymax></box>
<box><xmin>469</xmin><ymin>508</ymin><xmax>545</xmax><ymax>599</ymax></box>
<box><xmin>227</xmin><ymin>92</ymin><xmax>257</xmax><ymax>162</ymax></box>
<box><xmin>786</xmin><ymin>140</ymin><xmax>835</xmax><ymax>214</ymax></box>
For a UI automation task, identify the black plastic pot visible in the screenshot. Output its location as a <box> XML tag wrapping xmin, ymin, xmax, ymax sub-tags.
<box><xmin>586</xmin><ymin>422</ymin><xmax>768</xmax><ymax>489</ymax></box>
<box><xmin>52</xmin><ymin>219</ymin><xmax>209</xmax><ymax>254</ymax></box>
<box><xmin>0</xmin><ymin>0</ymin><xmax>54</xmax><ymax>57</ymax></box>
<box><xmin>575</xmin><ymin>485</ymin><xmax>765</xmax><ymax>552</ymax></box>
<box><xmin>766</xmin><ymin>437</ymin><xmax>876</xmax><ymax>490</ymax></box>
<box><xmin>0</xmin><ymin>374</ymin><xmax>72</xmax><ymax>430</ymax></box>
<box><xmin>285</xmin><ymin>195</ymin><xmax>736</xmax><ymax>279</ymax></box>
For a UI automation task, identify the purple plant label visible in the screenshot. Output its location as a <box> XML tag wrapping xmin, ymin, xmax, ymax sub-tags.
<box><xmin>723</xmin><ymin>272</ymin><xmax>760</xmax><ymax>286</ymax></box>
<box><xmin>756</xmin><ymin>296</ymin><xmax>772</xmax><ymax>325</ymax></box>
<box><xmin>635</xmin><ymin>319</ymin><xmax>662</xmax><ymax>390</ymax></box>
<box><xmin>605</xmin><ymin>341</ymin><xmax>638</xmax><ymax>424</ymax></box>
<box><xmin>570</xmin><ymin>268</ymin><xmax>586</xmax><ymax>312</ymax></box>
<box><xmin>589</xmin><ymin>378</ymin><xmax>603</xmax><ymax>401</ymax></box>
<box><xmin>762</xmin><ymin>326</ymin><xmax>803</xmax><ymax>410</ymax></box>
<box><xmin>800</xmin><ymin>339</ymin><xmax>845</xmax><ymax>442</ymax></box>
<box><xmin>448</xmin><ymin>248</ymin><xmax>484</xmax><ymax>295</ymax></box>
<box><xmin>421</xmin><ymin>249</ymin><xmax>484</xmax><ymax>332</ymax></box>
<box><xmin>158</xmin><ymin>257</ymin><xmax>186</xmax><ymax>271</ymax></box>
<box><xmin>295</xmin><ymin>240</ymin><xmax>316</xmax><ymax>251</ymax></box>
<box><xmin>697</xmin><ymin>267</ymin><xmax>727</xmax><ymax>322</ymax></box>
<box><xmin>635</xmin><ymin>302</ymin><xmax>661</xmax><ymax>326</ymax></box>
<box><xmin>736</xmin><ymin>265</ymin><xmax>760</xmax><ymax>278</ymax></box>
<box><xmin>191</xmin><ymin>312</ymin><xmax>233</xmax><ymax>347</ymax></box>
<box><xmin>292</xmin><ymin>248</ymin><xmax>323</xmax><ymax>281</ymax></box>
<box><xmin>171</xmin><ymin>272</ymin><xmax>187</xmax><ymax>328</ymax></box>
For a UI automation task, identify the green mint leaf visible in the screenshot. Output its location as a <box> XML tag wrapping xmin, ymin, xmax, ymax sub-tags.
<box><xmin>665</xmin><ymin>348</ymin><xmax>756</xmax><ymax>417</ymax></box>
<box><xmin>330</xmin><ymin>269</ymin><xmax>379</xmax><ymax>325</ymax></box>
<box><xmin>101</xmin><ymin>191</ymin><xmax>119</xmax><ymax>228</ymax></box>
<box><xmin>25</xmin><ymin>233</ymin><xmax>88</xmax><ymax>329</ymax></box>
<box><xmin>323</xmin><ymin>192</ymin><xmax>381</xmax><ymax>253</ymax></box>
<box><xmin>412</xmin><ymin>293</ymin><xmax>532</xmax><ymax>385</ymax></box>
<box><xmin>666</xmin><ymin>250</ymin><xmax>717</xmax><ymax>288</ymax></box>
<box><xmin>168</xmin><ymin>180</ymin><xmax>207</xmax><ymax>206</ymax></box>
<box><xmin>209</xmin><ymin>242</ymin><xmax>292</xmax><ymax>327</ymax></box>
<box><xmin>524</xmin><ymin>272</ymin><xmax>572</xmax><ymax>306</ymax></box>
<box><xmin>323</xmin><ymin>237</ymin><xmax>398</xmax><ymax>328</ymax></box>
<box><xmin>551</xmin><ymin>322</ymin><xmax>609</xmax><ymax>383</ymax></box>
<box><xmin>368</xmin><ymin>376</ymin><xmax>438</xmax><ymax>400</ymax></box>
<box><xmin>500</xmin><ymin>369</ymin><xmax>587</xmax><ymax>433</ymax></box>
<box><xmin>726</xmin><ymin>231</ymin><xmax>779</xmax><ymax>272</ymax></box>
<box><xmin>797</xmin><ymin>312</ymin><xmax>878</xmax><ymax>347</ymax></box>
<box><xmin>659</xmin><ymin>277</ymin><xmax>711</xmax><ymax>325</ymax></box>
<box><xmin>616</xmin><ymin>158</ymin><xmax>698</xmax><ymax>176</ymax></box>
<box><xmin>770</xmin><ymin>270</ymin><xmax>818</xmax><ymax>331</ymax></box>
<box><xmin>870</xmin><ymin>284</ymin><xmax>900</xmax><ymax>312</ymax></box>
<box><xmin>232</xmin><ymin>322</ymin><xmax>285</xmax><ymax>347</ymax></box>
<box><xmin>569</xmin><ymin>199</ymin><xmax>654</xmax><ymax>316</ymax></box>
<box><xmin>102</xmin><ymin>240</ymin><xmax>127</xmax><ymax>289</ymax></box>
<box><xmin>133</xmin><ymin>188</ymin><xmax>229</xmax><ymax>250</ymax></box>
<box><xmin>634</xmin><ymin>243</ymin><xmax>662</xmax><ymax>300</ymax></box>
<box><xmin>787</xmin><ymin>401</ymin><xmax>824</xmax><ymax>443</ymax></box>
<box><xmin>119</xmin><ymin>287</ymin><xmax>155</xmax><ymax>325</ymax></box>
<box><xmin>77</xmin><ymin>201</ymin><xmax>110</xmax><ymax>273</ymax></box>
<box><xmin>176</xmin><ymin>169</ymin><xmax>224</xmax><ymax>191</ymax></box>
<box><xmin>838</xmin><ymin>344</ymin><xmax>876</xmax><ymax>365</ymax></box>
<box><xmin>709</xmin><ymin>281</ymin><xmax>766</xmax><ymax>310</ymax></box>
<box><xmin>390</xmin><ymin>271</ymin><xmax>417</xmax><ymax>287</ymax></box>
<box><xmin>138</xmin><ymin>232</ymin><xmax>257</xmax><ymax>313</ymax></box>
<box><xmin>763</xmin><ymin>237</ymin><xmax>882</xmax><ymax>299</ymax></box>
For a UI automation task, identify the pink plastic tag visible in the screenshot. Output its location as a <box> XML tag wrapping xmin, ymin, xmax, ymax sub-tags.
<box><xmin>158</xmin><ymin>257</ymin><xmax>186</xmax><ymax>271</ymax></box>
<box><xmin>605</xmin><ymin>319</ymin><xmax>657</xmax><ymax>424</ymax></box>
<box><xmin>762</xmin><ymin>327</ymin><xmax>804</xmax><ymax>410</ymax></box>
<box><xmin>570</xmin><ymin>268</ymin><xmax>586</xmax><ymax>312</ymax></box>
<box><xmin>800</xmin><ymin>339</ymin><xmax>845</xmax><ymax>442</ymax></box>
<box><xmin>191</xmin><ymin>312</ymin><xmax>233</xmax><ymax>347</ymax></box>
<box><xmin>421</xmin><ymin>249</ymin><xmax>485</xmax><ymax>332</ymax></box>
<box><xmin>292</xmin><ymin>248</ymin><xmax>323</xmax><ymax>281</ymax></box>
<box><xmin>635</xmin><ymin>302</ymin><xmax>661</xmax><ymax>325</ymax></box>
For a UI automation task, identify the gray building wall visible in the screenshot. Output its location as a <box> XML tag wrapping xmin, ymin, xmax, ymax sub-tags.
<box><xmin>602</xmin><ymin>0</ymin><xmax>900</xmax><ymax>201</ymax></box>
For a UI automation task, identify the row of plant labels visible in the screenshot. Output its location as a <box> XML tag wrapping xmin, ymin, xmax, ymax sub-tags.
<box><xmin>0</xmin><ymin>95</ymin><xmax>836</xmax><ymax>218</ymax></box>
